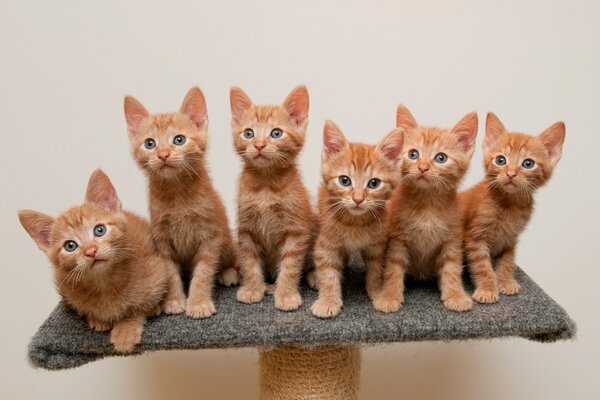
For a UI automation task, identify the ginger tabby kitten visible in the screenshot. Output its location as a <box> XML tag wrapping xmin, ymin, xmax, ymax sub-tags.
<box><xmin>18</xmin><ymin>170</ymin><xmax>178</xmax><ymax>353</ymax></box>
<box><xmin>374</xmin><ymin>105</ymin><xmax>478</xmax><ymax>313</ymax></box>
<box><xmin>231</xmin><ymin>85</ymin><xmax>314</xmax><ymax>311</ymax></box>
<box><xmin>310</xmin><ymin>121</ymin><xmax>404</xmax><ymax>318</ymax></box>
<box><xmin>460</xmin><ymin>112</ymin><xmax>565</xmax><ymax>303</ymax></box>
<box><xmin>124</xmin><ymin>87</ymin><xmax>239</xmax><ymax>319</ymax></box>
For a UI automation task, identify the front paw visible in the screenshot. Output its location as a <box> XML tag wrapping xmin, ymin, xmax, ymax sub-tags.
<box><xmin>499</xmin><ymin>279</ymin><xmax>521</xmax><ymax>295</ymax></box>
<box><xmin>274</xmin><ymin>290</ymin><xmax>302</xmax><ymax>311</ymax></box>
<box><xmin>443</xmin><ymin>293</ymin><xmax>473</xmax><ymax>312</ymax></box>
<box><xmin>472</xmin><ymin>287</ymin><xmax>500</xmax><ymax>304</ymax></box>
<box><xmin>236</xmin><ymin>285</ymin><xmax>265</xmax><ymax>304</ymax></box>
<box><xmin>185</xmin><ymin>299</ymin><xmax>216</xmax><ymax>319</ymax></box>
<box><xmin>218</xmin><ymin>267</ymin><xmax>239</xmax><ymax>287</ymax></box>
<box><xmin>311</xmin><ymin>298</ymin><xmax>342</xmax><ymax>318</ymax></box>
<box><xmin>372</xmin><ymin>294</ymin><xmax>403</xmax><ymax>313</ymax></box>
<box><xmin>88</xmin><ymin>317</ymin><xmax>111</xmax><ymax>332</ymax></box>
<box><xmin>305</xmin><ymin>271</ymin><xmax>318</xmax><ymax>290</ymax></box>
<box><xmin>162</xmin><ymin>298</ymin><xmax>186</xmax><ymax>315</ymax></box>
<box><xmin>110</xmin><ymin>324</ymin><xmax>143</xmax><ymax>353</ymax></box>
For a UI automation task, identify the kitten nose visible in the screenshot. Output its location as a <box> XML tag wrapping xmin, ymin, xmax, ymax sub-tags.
<box><xmin>158</xmin><ymin>151</ymin><xmax>171</xmax><ymax>162</ymax></box>
<box><xmin>418</xmin><ymin>165</ymin><xmax>429</xmax><ymax>173</ymax></box>
<box><xmin>254</xmin><ymin>143</ymin><xmax>266</xmax><ymax>151</ymax></box>
<box><xmin>506</xmin><ymin>171</ymin><xmax>517</xmax><ymax>179</ymax></box>
<box><xmin>84</xmin><ymin>246</ymin><xmax>97</xmax><ymax>259</ymax></box>
<box><xmin>353</xmin><ymin>197</ymin><xmax>364</xmax><ymax>206</ymax></box>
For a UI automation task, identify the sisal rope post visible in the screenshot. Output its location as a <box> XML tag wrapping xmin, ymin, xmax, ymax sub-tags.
<box><xmin>258</xmin><ymin>345</ymin><xmax>361</xmax><ymax>400</ymax></box>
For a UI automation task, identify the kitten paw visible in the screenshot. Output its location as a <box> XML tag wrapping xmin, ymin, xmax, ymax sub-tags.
<box><xmin>305</xmin><ymin>271</ymin><xmax>318</xmax><ymax>290</ymax></box>
<box><xmin>499</xmin><ymin>280</ymin><xmax>521</xmax><ymax>295</ymax></box>
<box><xmin>185</xmin><ymin>300</ymin><xmax>216</xmax><ymax>319</ymax></box>
<box><xmin>237</xmin><ymin>286</ymin><xmax>265</xmax><ymax>304</ymax></box>
<box><xmin>274</xmin><ymin>291</ymin><xmax>303</xmax><ymax>311</ymax></box>
<box><xmin>151</xmin><ymin>304</ymin><xmax>162</xmax><ymax>317</ymax></box>
<box><xmin>311</xmin><ymin>298</ymin><xmax>342</xmax><ymax>318</ymax></box>
<box><xmin>162</xmin><ymin>298</ymin><xmax>186</xmax><ymax>315</ymax></box>
<box><xmin>443</xmin><ymin>293</ymin><xmax>473</xmax><ymax>312</ymax></box>
<box><xmin>372</xmin><ymin>295</ymin><xmax>403</xmax><ymax>313</ymax></box>
<box><xmin>110</xmin><ymin>323</ymin><xmax>143</xmax><ymax>353</ymax></box>
<box><xmin>218</xmin><ymin>268</ymin><xmax>239</xmax><ymax>287</ymax></box>
<box><xmin>472</xmin><ymin>288</ymin><xmax>500</xmax><ymax>304</ymax></box>
<box><xmin>88</xmin><ymin>317</ymin><xmax>111</xmax><ymax>332</ymax></box>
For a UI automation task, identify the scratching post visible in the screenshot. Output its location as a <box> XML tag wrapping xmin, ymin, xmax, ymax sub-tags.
<box><xmin>259</xmin><ymin>345</ymin><xmax>361</xmax><ymax>400</ymax></box>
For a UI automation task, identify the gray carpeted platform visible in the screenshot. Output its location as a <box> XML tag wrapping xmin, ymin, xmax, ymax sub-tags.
<box><xmin>28</xmin><ymin>267</ymin><xmax>575</xmax><ymax>370</ymax></box>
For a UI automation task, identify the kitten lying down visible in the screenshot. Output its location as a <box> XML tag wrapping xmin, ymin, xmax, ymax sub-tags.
<box><xmin>19</xmin><ymin>170</ymin><xmax>182</xmax><ymax>353</ymax></box>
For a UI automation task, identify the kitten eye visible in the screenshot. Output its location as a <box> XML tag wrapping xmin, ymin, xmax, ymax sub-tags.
<box><xmin>173</xmin><ymin>135</ymin><xmax>186</xmax><ymax>146</ymax></box>
<box><xmin>242</xmin><ymin>129</ymin><xmax>255</xmax><ymax>139</ymax></box>
<box><xmin>144</xmin><ymin>139</ymin><xmax>156</xmax><ymax>149</ymax></box>
<box><xmin>270</xmin><ymin>128</ymin><xmax>283</xmax><ymax>139</ymax></box>
<box><xmin>338</xmin><ymin>175</ymin><xmax>352</xmax><ymax>187</ymax></box>
<box><xmin>434</xmin><ymin>152</ymin><xmax>448</xmax><ymax>163</ymax></box>
<box><xmin>367</xmin><ymin>178</ymin><xmax>381</xmax><ymax>189</ymax></box>
<box><xmin>408</xmin><ymin>149</ymin><xmax>420</xmax><ymax>160</ymax></box>
<box><xmin>93</xmin><ymin>224</ymin><xmax>106</xmax><ymax>237</ymax></box>
<box><xmin>522</xmin><ymin>159</ymin><xmax>535</xmax><ymax>169</ymax></box>
<box><xmin>63</xmin><ymin>240</ymin><xmax>78</xmax><ymax>253</ymax></box>
<box><xmin>495</xmin><ymin>155</ymin><xmax>507</xmax><ymax>166</ymax></box>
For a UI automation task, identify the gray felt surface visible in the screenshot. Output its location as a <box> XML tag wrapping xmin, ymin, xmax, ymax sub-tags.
<box><xmin>28</xmin><ymin>266</ymin><xmax>575</xmax><ymax>370</ymax></box>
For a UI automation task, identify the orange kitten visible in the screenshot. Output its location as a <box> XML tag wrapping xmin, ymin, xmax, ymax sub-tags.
<box><xmin>374</xmin><ymin>105</ymin><xmax>478</xmax><ymax>313</ymax></box>
<box><xmin>310</xmin><ymin>121</ymin><xmax>404</xmax><ymax>318</ymax></box>
<box><xmin>459</xmin><ymin>113</ymin><xmax>565</xmax><ymax>303</ymax></box>
<box><xmin>124</xmin><ymin>87</ymin><xmax>239</xmax><ymax>319</ymax></box>
<box><xmin>230</xmin><ymin>86</ymin><xmax>314</xmax><ymax>311</ymax></box>
<box><xmin>18</xmin><ymin>170</ymin><xmax>178</xmax><ymax>352</ymax></box>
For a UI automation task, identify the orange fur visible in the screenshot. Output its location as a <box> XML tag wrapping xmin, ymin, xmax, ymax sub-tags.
<box><xmin>18</xmin><ymin>170</ymin><xmax>178</xmax><ymax>352</ymax></box>
<box><xmin>124</xmin><ymin>87</ymin><xmax>239</xmax><ymax>320</ymax></box>
<box><xmin>310</xmin><ymin>121</ymin><xmax>404</xmax><ymax>318</ymax></box>
<box><xmin>374</xmin><ymin>105</ymin><xmax>478</xmax><ymax>313</ymax></box>
<box><xmin>459</xmin><ymin>113</ymin><xmax>565</xmax><ymax>303</ymax></box>
<box><xmin>231</xmin><ymin>86</ymin><xmax>314</xmax><ymax>311</ymax></box>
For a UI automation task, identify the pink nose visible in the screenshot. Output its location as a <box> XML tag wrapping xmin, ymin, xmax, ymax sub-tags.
<box><xmin>158</xmin><ymin>152</ymin><xmax>170</xmax><ymax>161</ymax></box>
<box><xmin>506</xmin><ymin>171</ymin><xmax>517</xmax><ymax>179</ymax></box>
<box><xmin>85</xmin><ymin>247</ymin><xmax>97</xmax><ymax>258</ymax></box>
<box><xmin>353</xmin><ymin>197</ymin><xmax>364</xmax><ymax>206</ymax></box>
<box><xmin>418</xmin><ymin>165</ymin><xmax>429</xmax><ymax>173</ymax></box>
<box><xmin>254</xmin><ymin>143</ymin><xmax>266</xmax><ymax>151</ymax></box>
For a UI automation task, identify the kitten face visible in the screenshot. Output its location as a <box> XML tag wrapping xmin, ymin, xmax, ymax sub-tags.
<box><xmin>483</xmin><ymin>113</ymin><xmax>565</xmax><ymax>194</ymax></box>
<box><xmin>230</xmin><ymin>86</ymin><xmax>309</xmax><ymax>170</ymax></box>
<box><xmin>396</xmin><ymin>105</ymin><xmax>478</xmax><ymax>191</ymax></box>
<box><xmin>124</xmin><ymin>87</ymin><xmax>208</xmax><ymax>178</ymax></box>
<box><xmin>321</xmin><ymin>121</ymin><xmax>403</xmax><ymax>216</ymax></box>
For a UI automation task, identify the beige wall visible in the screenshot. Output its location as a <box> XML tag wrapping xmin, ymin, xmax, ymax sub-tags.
<box><xmin>1</xmin><ymin>1</ymin><xmax>598</xmax><ymax>398</ymax></box>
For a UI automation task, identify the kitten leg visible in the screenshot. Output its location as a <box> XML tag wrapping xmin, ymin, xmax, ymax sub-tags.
<box><xmin>186</xmin><ymin>241</ymin><xmax>221</xmax><ymax>319</ymax></box>
<box><xmin>363</xmin><ymin>240</ymin><xmax>386</xmax><ymax>301</ymax></box>
<box><xmin>110</xmin><ymin>316</ymin><xmax>145</xmax><ymax>353</ymax></box>
<box><xmin>274</xmin><ymin>233</ymin><xmax>307</xmax><ymax>311</ymax></box>
<box><xmin>236</xmin><ymin>231</ymin><xmax>266</xmax><ymax>304</ymax></box>
<box><xmin>310</xmin><ymin>242</ymin><xmax>344</xmax><ymax>318</ymax></box>
<box><xmin>438</xmin><ymin>240</ymin><xmax>473</xmax><ymax>312</ymax></box>
<box><xmin>87</xmin><ymin>316</ymin><xmax>111</xmax><ymax>332</ymax></box>
<box><xmin>495</xmin><ymin>247</ymin><xmax>520</xmax><ymax>295</ymax></box>
<box><xmin>372</xmin><ymin>238</ymin><xmax>408</xmax><ymax>313</ymax></box>
<box><xmin>161</xmin><ymin>258</ymin><xmax>186</xmax><ymax>314</ymax></box>
<box><xmin>465</xmin><ymin>240</ymin><xmax>499</xmax><ymax>303</ymax></box>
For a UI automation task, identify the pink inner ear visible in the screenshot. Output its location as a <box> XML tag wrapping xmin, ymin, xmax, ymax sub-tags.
<box><xmin>124</xmin><ymin>97</ymin><xmax>149</xmax><ymax>134</ymax></box>
<box><xmin>452</xmin><ymin>112</ymin><xmax>478</xmax><ymax>152</ymax></box>
<box><xmin>284</xmin><ymin>86</ymin><xmax>309</xmax><ymax>126</ymax></box>
<box><xmin>180</xmin><ymin>88</ymin><xmax>208</xmax><ymax>130</ymax></box>
<box><xmin>323</xmin><ymin>122</ymin><xmax>347</xmax><ymax>156</ymax></box>
<box><xmin>86</xmin><ymin>171</ymin><xmax>122</xmax><ymax>213</ymax></box>
<box><xmin>230</xmin><ymin>88</ymin><xmax>253</xmax><ymax>125</ymax></box>
<box><xmin>378</xmin><ymin>129</ymin><xmax>404</xmax><ymax>163</ymax></box>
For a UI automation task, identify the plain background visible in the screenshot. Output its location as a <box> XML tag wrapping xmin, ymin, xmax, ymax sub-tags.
<box><xmin>1</xmin><ymin>1</ymin><xmax>598</xmax><ymax>399</ymax></box>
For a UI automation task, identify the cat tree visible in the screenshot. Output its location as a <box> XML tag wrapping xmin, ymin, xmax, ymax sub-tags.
<box><xmin>29</xmin><ymin>266</ymin><xmax>575</xmax><ymax>399</ymax></box>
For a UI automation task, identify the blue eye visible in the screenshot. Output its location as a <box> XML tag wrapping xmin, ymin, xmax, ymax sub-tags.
<box><xmin>522</xmin><ymin>159</ymin><xmax>535</xmax><ymax>169</ymax></box>
<box><xmin>144</xmin><ymin>139</ymin><xmax>156</xmax><ymax>149</ymax></box>
<box><xmin>408</xmin><ymin>149</ymin><xmax>420</xmax><ymax>160</ymax></box>
<box><xmin>173</xmin><ymin>135</ymin><xmax>186</xmax><ymax>145</ymax></box>
<box><xmin>338</xmin><ymin>176</ymin><xmax>352</xmax><ymax>187</ymax></box>
<box><xmin>64</xmin><ymin>240</ymin><xmax>78</xmax><ymax>252</ymax></box>
<box><xmin>270</xmin><ymin>128</ymin><xmax>283</xmax><ymax>139</ymax></box>
<box><xmin>94</xmin><ymin>224</ymin><xmax>106</xmax><ymax>237</ymax></box>
<box><xmin>495</xmin><ymin>155</ymin><xmax>507</xmax><ymax>165</ymax></box>
<box><xmin>367</xmin><ymin>178</ymin><xmax>381</xmax><ymax>189</ymax></box>
<box><xmin>434</xmin><ymin>153</ymin><xmax>448</xmax><ymax>163</ymax></box>
<box><xmin>243</xmin><ymin>129</ymin><xmax>254</xmax><ymax>139</ymax></box>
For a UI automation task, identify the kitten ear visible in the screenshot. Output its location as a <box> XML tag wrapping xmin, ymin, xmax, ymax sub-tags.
<box><xmin>484</xmin><ymin>112</ymin><xmax>508</xmax><ymax>151</ymax></box>
<box><xmin>450</xmin><ymin>112</ymin><xmax>478</xmax><ymax>154</ymax></box>
<box><xmin>124</xmin><ymin>96</ymin><xmax>150</xmax><ymax>137</ymax></box>
<box><xmin>85</xmin><ymin>169</ymin><xmax>122</xmax><ymax>213</ymax></box>
<box><xmin>539</xmin><ymin>121</ymin><xmax>566</xmax><ymax>168</ymax></box>
<box><xmin>18</xmin><ymin>210</ymin><xmax>55</xmax><ymax>253</ymax></box>
<box><xmin>283</xmin><ymin>85</ymin><xmax>309</xmax><ymax>127</ymax></box>
<box><xmin>180</xmin><ymin>87</ymin><xmax>208</xmax><ymax>131</ymax></box>
<box><xmin>376</xmin><ymin>128</ymin><xmax>405</xmax><ymax>165</ymax></box>
<box><xmin>322</xmin><ymin>120</ymin><xmax>349</xmax><ymax>159</ymax></box>
<box><xmin>230</xmin><ymin>87</ymin><xmax>253</xmax><ymax>125</ymax></box>
<box><xmin>396</xmin><ymin>104</ymin><xmax>418</xmax><ymax>132</ymax></box>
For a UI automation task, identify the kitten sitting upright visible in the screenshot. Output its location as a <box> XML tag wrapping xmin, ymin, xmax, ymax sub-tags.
<box><xmin>124</xmin><ymin>87</ymin><xmax>239</xmax><ymax>319</ymax></box>
<box><xmin>19</xmin><ymin>170</ymin><xmax>178</xmax><ymax>353</ymax></box>
<box><xmin>230</xmin><ymin>86</ymin><xmax>314</xmax><ymax>311</ymax></box>
<box><xmin>311</xmin><ymin>121</ymin><xmax>404</xmax><ymax>318</ymax></box>
<box><xmin>460</xmin><ymin>113</ymin><xmax>565</xmax><ymax>303</ymax></box>
<box><xmin>374</xmin><ymin>105</ymin><xmax>478</xmax><ymax>313</ymax></box>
